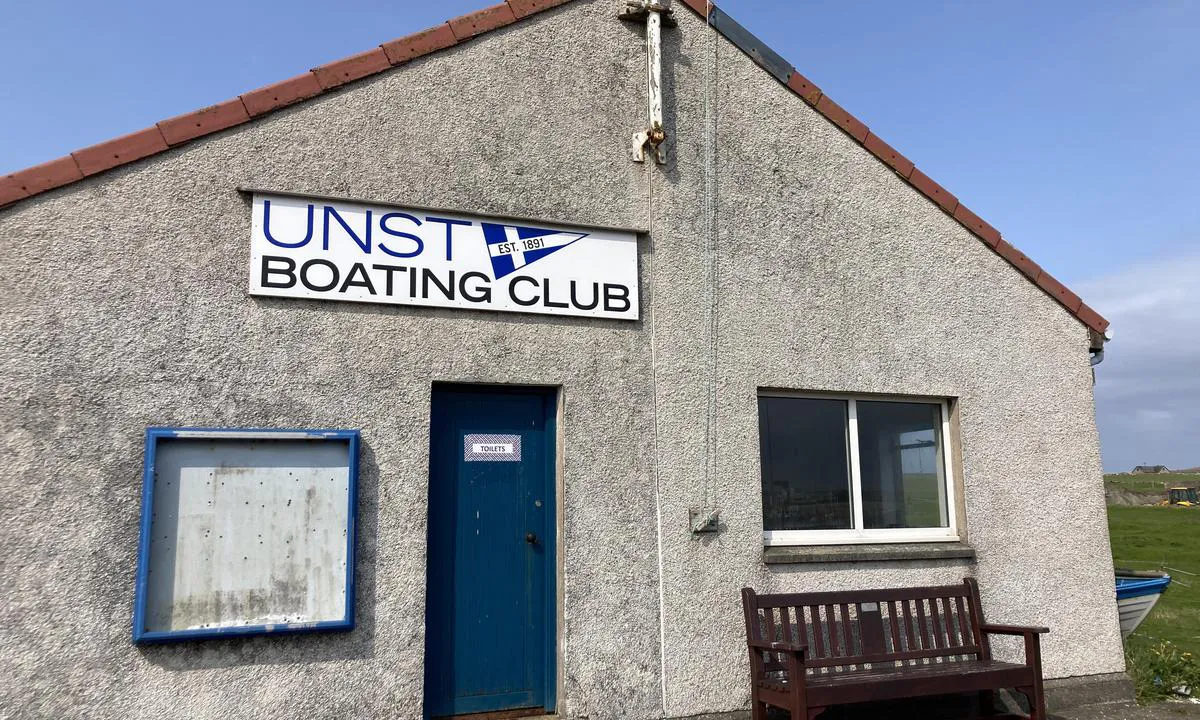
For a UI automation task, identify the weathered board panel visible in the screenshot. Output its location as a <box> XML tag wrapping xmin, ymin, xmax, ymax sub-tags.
<box><xmin>137</xmin><ymin>431</ymin><xmax>357</xmax><ymax>641</ymax></box>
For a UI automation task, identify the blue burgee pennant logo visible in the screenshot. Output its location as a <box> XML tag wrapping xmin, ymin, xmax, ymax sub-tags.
<box><xmin>480</xmin><ymin>222</ymin><xmax>588</xmax><ymax>280</ymax></box>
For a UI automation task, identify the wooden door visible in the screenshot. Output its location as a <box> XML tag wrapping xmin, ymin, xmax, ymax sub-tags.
<box><xmin>424</xmin><ymin>385</ymin><xmax>556</xmax><ymax>718</ymax></box>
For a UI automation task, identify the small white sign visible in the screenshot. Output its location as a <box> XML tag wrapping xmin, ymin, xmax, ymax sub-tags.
<box><xmin>471</xmin><ymin>442</ymin><xmax>514</xmax><ymax>455</ymax></box>
<box><xmin>248</xmin><ymin>193</ymin><xmax>640</xmax><ymax>320</ymax></box>
<box><xmin>464</xmin><ymin>434</ymin><xmax>522</xmax><ymax>462</ymax></box>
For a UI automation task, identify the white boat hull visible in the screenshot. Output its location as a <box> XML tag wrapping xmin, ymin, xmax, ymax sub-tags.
<box><xmin>1118</xmin><ymin>592</ymin><xmax>1163</xmax><ymax>639</ymax></box>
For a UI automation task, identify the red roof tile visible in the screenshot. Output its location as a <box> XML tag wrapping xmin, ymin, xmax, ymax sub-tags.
<box><xmin>952</xmin><ymin>204</ymin><xmax>1001</xmax><ymax>247</ymax></box>
<box><xmin>815</xmin><ymin>95</ymin><xmax>869</xmax><ymax>143</ymax></box>
<box><xmin>312</xmin><ymin>48</ymin><xmax>392</xmax><ymax>90</ymax></box>
<box><xmin>72</xmin><ymin>127</ymin><xmax>168</xmax><ymax>177</ymax></box>
<box><xmin>863</xmin><ymin>132</ymin><xmax>915</xmax><ymax>179</ymax></box>
<box><xmin>448</xmin><ymin>3</ymin><xmax>517</xmax><ymax>41</ymax></box>
<box><xmin>241</xmin><ymin>73</ymin><xmax>324</xmax><ymax>117</ymax></box>
<box><xmin>6</xmin><ymin>156</ymin><xmax>83</xmax><ymax>197</ymax></box>
<box><xmin>158</xmin><ymin>100</ymin><xmax>250</xmax><ymax>146</ymax></box>
<box><xmin>785</xmin><ymin>70</ymin><xmax>822</xmax><ymax>106</ymax></box>
<box><xmin>381</xmin><ymin>25</ymin><xmax>458</xmax><ymax>66</ymax></box>
<box><xmin>0</xmin><ymin>0</ymin><xmax>1108</xmax><ymax>336</ymax></box>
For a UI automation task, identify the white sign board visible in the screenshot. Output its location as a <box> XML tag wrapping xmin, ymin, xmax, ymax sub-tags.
<box><xmin>464</xmin><ymin>433</ymin><xmax>522</xmax><ymax>462</ymax></box>
<box><xmin>248</xmin><ymin>193</ymin><xmax>640</xmax><ymax>320</ymax></box>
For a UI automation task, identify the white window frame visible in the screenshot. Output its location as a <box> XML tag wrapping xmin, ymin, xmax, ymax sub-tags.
<box><xmin>759</xmin><ymin>391</ymin><xmax>959</xmax><ymax>546</ymax></box>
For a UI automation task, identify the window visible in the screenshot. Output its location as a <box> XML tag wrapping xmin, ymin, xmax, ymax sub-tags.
<box><xmin>758</xmin><ymin>393</ymin><xmax>957</xmax><ymax>545</ymax></box>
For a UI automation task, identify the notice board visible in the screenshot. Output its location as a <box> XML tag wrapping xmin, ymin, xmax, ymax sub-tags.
<box><xmin>133</xmin><ymin>428</ymin><xmax>359</xmax><ymax>643</ymax></box>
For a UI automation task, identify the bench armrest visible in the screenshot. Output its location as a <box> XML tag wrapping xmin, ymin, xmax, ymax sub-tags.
<box><xmin>980</xmin><ymin>623</ymin><xmax>1046</xmax><ymax>674</ymax></box>
<box><xmin>747</xmin><ymin>638</ymin><xmax>807</xmax><ymax>655</ymax></box>
<box><xmin>979</xmin><ymin>623</ymin><xmax>1049</xmax><ymax>636</ymax></box>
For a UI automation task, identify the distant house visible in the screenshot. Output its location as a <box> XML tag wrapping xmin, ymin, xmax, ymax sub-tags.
<box><xmin>1133</xmin><ymin>465</ymin><xmax>1171</xmax><ymax>474</ymax></box>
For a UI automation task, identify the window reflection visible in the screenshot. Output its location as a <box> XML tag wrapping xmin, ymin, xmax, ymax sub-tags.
<box><xmin>857</xmin><ymin>401</ymin><xmax>948</xmax><ymax>529</ymax></box>
<box><xmin>758</xmin><ymin>397</ymin><xmax>852</xmax><ymax>531</ymax></box>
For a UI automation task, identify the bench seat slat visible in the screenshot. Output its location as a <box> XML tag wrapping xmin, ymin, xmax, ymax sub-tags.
<box><xmin>759</xmin><ymin>659</ymin><xmax>1032</xmax><ymax>707</ymax></box>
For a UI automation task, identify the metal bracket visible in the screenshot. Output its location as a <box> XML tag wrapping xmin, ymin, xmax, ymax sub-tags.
<box><xmin>689</xmin><ymin>507</ymin><xmax>722</xmax><ymax>535</ymax></box>
<box><xmin>620</xmin><ymin>0</ymin><xmax>671</xmax><ymax>165</ymax></box>
<box><xmin>630</xmin><ymin>125</ymin><xmax>667</xmax><ymax>164</ymax></box>
<box><xmin>617</xmin><ymin>0</ymin><xmax>676</xmax><ymax>26</ymax></box>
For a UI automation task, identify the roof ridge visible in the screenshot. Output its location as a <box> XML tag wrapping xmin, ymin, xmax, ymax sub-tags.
<box><xmin>0</xmin><ymin>0</ymin><xmax>1108</xmax><ymax>335</ymax></box>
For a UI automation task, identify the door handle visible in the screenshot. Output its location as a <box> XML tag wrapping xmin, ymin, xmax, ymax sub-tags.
<box><xmin>525</xmin><ymin>532</ymin><xmax>538</xmax><ymax>545</ymax></box>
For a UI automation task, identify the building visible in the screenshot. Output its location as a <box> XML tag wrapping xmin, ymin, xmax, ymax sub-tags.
<box><xmin>1132</xmin><ymin>465</ymin><xmax>1170</xmax><ymax>474</ymax></box>
<box><xmin>0</xmin><ymin>1</ymin><xmax>1122</xmax><ymax>718</ymax></box>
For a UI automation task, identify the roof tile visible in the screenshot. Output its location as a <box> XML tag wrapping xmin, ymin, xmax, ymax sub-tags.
<box><xmin>381</xmin><ymin>24</ymin><xmax>457</xmax><ymax>65</ymax></box>
<box><xmin>73</xmin><ymin>127</ymin><xmax>169</xmax><ymax>177</ymax></box>
<box><xmin>994</xmin><ymin>238</ymin><xmax>1042</xmax><ymax>281</ymax></box>
<box><xmin>507</xmin><ymin>0</ymin><xmax>573</xmax><ymax>20</ymax></box>
<box><xmin>1036</xmin><ymin>271</ymin><xmax>1084</xmax><ymax>313</ymax></box>
<box><xmin>786</xmin><ymin>70</ymin><xmax>822</xmax><ymax>106</ymax></box>
<box><xmin>0</xmin><ymin>175</ymin><xmax>30</xmax><ymax>207</ymax></box>
<box><xmin>242</xmin><ymin>73</ymin><xmax>324</xmax><ymax>117</ymax></box>
<box><xmin>863</xmin><ymin>132</ymin><xmax>914</xmax><ymax>178</ymax></box>
<box><xmin>1077</xmin><ymin>303</ymin><xmax>1110</xmax><ymax>334</ymax></box>
<box><xmin>908</xmin><ymin>168</ymin><xmax>959</xmax><ymax>214</ymax></box>
<box><xmin>952</xmin><ymin>203</ymin><xmax>1001</xmax><ymax>247</ymax></box>
<box><xmin>158</xmin><ymin>99</ymin><xmax>251</xmax><ymax>147</ymax></box>
<box><xmin>312</xmin><ymin>48</ymin><xmax>392</xmax><ymax>90</ymax></box>
<box><xmin>449</xmin><ymin>3</ymin><xmax>518</xmax><ymax>40</ymax></box>
<box><xmin>677</xmin><ymin>0</ymin><xmax>714</xmax><ymax>18</ymax></box>
<box><xmin>815</xmin><ymin>95</ymin><xmax>868</xmax><ymax>142</ymax></box>
<box><xmin>7</xmin><ymin>156</ymin><xmax>83</xmax><ymax>196</ymax></box>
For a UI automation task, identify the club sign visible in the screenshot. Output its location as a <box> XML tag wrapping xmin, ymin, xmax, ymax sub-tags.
<box><xmin>248</xmin><ymin>192</ymin><xmax>640</xmax><ymax>320</ymax></box>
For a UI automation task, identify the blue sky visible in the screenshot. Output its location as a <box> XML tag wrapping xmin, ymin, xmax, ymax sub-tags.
<box><xmin>2</xmin><ymin>1</ymin><xmax>1196</xmax><ymax>471</ymax></box>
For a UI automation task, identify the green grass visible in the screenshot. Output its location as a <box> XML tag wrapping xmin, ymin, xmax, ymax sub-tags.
<box><xmin>902</xmin><ymin>473</ymin><xmax>943</xmax><ymax>527</ymax></box>
<box><xmin>1108</xmin><ymin>505</ymin><xmax>1200</xmax><ymax>701</ymax></box>
<box><xmin>1108</xmin><ymin>505</ymin><xmax>1200</xmax><ymax>652</ymax></box>
<box><xmin>1106</xmin><ymin>473</ymin><xmax>1200</xmax><ymax>495</ymax></box>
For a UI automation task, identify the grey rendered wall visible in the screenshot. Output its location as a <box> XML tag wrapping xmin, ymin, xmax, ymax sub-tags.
<box><xmin>0</xmin><ymin>2</ymin><xmax>663</xmax><ymax>719</ymax></box>
<box><xmin>0</xmin><ymin>1</ymin><xmax>1122</xmax><ymax>719</ymax></box>
<box><xmin>649</xmin><ymin>7</ymin><xmax>1122</xmax><ymax>718</ymax></box>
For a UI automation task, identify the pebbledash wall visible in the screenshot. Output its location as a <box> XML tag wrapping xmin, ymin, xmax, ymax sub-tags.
<box><xmin>0</xmin><ymin>1</ymin><xmax>1121</xmax><ymax>718</ymax></box>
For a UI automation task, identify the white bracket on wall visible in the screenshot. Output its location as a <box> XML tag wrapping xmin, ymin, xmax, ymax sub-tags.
<box><xmin>619</xmin><ymin>0</ymin><xmax>674</xmax><ymax>164</ymax></box>
<box><xmin>689</xmin><ymin>507</ymin><xmax>721</xmax><ymax>535</ymax></box>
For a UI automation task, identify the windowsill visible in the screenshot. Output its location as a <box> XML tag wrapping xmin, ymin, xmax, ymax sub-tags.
<box><xmin>763</xmin><ymin>542</ymin><xmax>976</xmax><ymax>565</ymax></box>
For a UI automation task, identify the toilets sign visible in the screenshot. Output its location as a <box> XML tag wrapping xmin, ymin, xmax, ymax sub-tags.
<box><xmin>248</xmin><ymin>192</ymin><xmax>640</xmax><ymax>320</ymax></box>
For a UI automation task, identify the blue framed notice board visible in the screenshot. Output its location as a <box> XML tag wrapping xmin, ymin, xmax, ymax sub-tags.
<box><xmin>133</xmin><ymin>427</ymin><xmax>360</xmax><ymax>643</ymax></box>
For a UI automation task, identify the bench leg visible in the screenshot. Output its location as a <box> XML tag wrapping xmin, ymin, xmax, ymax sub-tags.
<box><xmin>978</xmin><ymin>689</ymin><xmax>995</xmax><ymax>717</ymax></box>
<box><xmin>806</xmin><ymin>706</ymin><xmax>826</xmax><ymax>720</ymax></box>
<box><xmin>1017</xmin><ymin>684</ymin><xmax>1046</xmax><ymax>720</ymax></box>
<box><xmin>750</xmin><ymin>700</ymin><xmax>767</xmax><ymax>720</ymax></box>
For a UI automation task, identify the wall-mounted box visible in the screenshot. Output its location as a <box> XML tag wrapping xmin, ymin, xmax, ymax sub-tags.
<box><xmin>133</xmin><ymin>428</ymin><xmax>360</xmax><ymax>643</ymax></box>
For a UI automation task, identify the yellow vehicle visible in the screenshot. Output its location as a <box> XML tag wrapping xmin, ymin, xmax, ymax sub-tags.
<box><xmin>1168</xmin><ymin>487</ymin><xmax>1199</xmax><ymax>506</ymax></box>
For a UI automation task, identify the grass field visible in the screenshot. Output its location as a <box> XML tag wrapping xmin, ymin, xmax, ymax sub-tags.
<box><xmin>1106</xmin><ymin>473</ymin><xmax>1200</xmax><ymax>495</ymax></box>
<box><xmin>1108</xmin><ymin>505</ymin><xmax>1200</xmax><ymax>653</ymax></box>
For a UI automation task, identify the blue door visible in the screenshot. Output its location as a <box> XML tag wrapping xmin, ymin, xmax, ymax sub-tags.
<box><xmin>424</xmin><ymin>386</ymin><xmax>556</xmax><ymax>718</ymax></box>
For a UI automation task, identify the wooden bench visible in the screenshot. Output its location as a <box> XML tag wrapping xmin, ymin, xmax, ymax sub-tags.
<box><xmin>742</xmin><ymin>578</ymin><xmax>1047</xmax><ymax>719</ymax></box>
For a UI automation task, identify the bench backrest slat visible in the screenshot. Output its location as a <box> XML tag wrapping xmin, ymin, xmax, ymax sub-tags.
<box><xmin>743</xmin><ymin>578</ymin><xmax>987</xmax><ymax>675</ymax></box>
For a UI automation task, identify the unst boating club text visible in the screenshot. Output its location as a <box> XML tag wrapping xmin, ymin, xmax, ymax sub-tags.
<box><xmin>247</xmin><ymin>194</ymin><xmax>640</xmax><ymax>321</ymax></box>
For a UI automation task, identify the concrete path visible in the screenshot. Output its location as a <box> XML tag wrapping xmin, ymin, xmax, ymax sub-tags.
<box><xmin>1052</xmin><ymin>702</ymin><xmax>1200</xmax><ymax>720</ymax></box>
